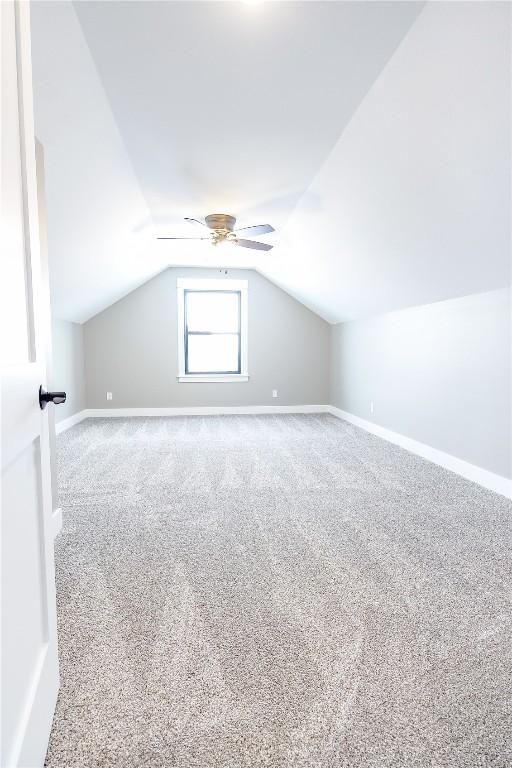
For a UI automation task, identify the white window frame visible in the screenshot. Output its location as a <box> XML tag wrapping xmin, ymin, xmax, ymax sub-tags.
<box><xmin>177</xmin><ymin>278</ymin><xmax>248</xmax><ymax>383</ymax></box>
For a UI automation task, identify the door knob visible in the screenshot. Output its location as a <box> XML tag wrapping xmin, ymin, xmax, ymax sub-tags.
<box><xmin>39</xmin><ymin>385</ymin><xmax>67</xmax><ymax>410</ymax></box>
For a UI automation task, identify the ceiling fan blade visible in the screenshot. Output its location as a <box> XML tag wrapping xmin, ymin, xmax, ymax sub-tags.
<box><xmin>234</xmin><ymin>224</ymin><xmax>275</xmax><ymax>237</ymax></box>
<box><xmin>184</xmin><ymin>217</ymin><xmax>208</xmax><ymax>230</ymax></box>
<box><xmin>233</xmin><ymin>238</ymin><xmax>273</xmax><ymax>251</ymax></box>
<box><xmin>157</xmin><ymin>236</ymin><xmax>211</xmax><ymax>240</ymax></box>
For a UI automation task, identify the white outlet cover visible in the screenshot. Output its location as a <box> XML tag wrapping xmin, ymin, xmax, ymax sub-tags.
<box><xmin>106</xmin><ymin>392</ymin><xmax>113</xmax><ymax>400</ymax></box>
<box><xmin>272</xmin><ymin>390</ymin><xmax>278</xmax><ymax>398</ymax></box>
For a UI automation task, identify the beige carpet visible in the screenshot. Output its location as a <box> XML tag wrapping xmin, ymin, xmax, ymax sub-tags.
<box><xmin>45</xmin><ymin>415</ymin><xmax>512</xmax><ymax>767</ymax></box>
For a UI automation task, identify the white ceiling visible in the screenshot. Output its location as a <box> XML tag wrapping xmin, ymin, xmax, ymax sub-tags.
<box><xmin>73</xmin><ymin>0</ymin><xmax>424</xmax><ymax>230</ymax></box>
<box><xmin>31</xmin><ymin>0</ymin><xmax>422</xmax><ymax>322</ymax></box>
<box><xmin>31</xmin><ymin>1</ymin><xmax>510</xmax><ymax>324</ymax></box>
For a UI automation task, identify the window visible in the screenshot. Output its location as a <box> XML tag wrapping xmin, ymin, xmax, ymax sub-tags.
<box><xmin>177</xmin><ymin>279</ymin><xmax>248</xmax><ymax>382</ymax></box>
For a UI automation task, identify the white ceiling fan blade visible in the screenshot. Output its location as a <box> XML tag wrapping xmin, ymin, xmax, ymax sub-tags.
<box><xmin>234</xmin><ymin>224</ymin><xmax>274</xmax><ymax>237</ymax></box>
<box><xmin>233</xmin><ymin>238</ymin><xmax>273</xmax><ymax>251</ymax></box>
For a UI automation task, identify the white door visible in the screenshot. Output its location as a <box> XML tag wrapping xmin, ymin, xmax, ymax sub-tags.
<box><xmin>1</xmin><ymin>2</ymin><xmax>60</xmax><ymax>766</ymax></box>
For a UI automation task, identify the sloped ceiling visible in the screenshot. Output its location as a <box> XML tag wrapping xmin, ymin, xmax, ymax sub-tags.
<box><xmin>30</xmin><ymin>1</ymin><xmax>165</xmax><ymax>323</ymax></box>
<box><xmin>271</xmin><ymin>1</ymin><xmax>511</xmax><ymax>321</ymax></box>
<box><xmin>31</xmin><ymin>1</ymin><xmax>510</xmax><ymax>324</ymax></box>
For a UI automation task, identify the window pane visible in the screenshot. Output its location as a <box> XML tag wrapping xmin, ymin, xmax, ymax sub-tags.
<box><xmin>186</xmin><ymin>291</ymin><xmax>239</xmax><ymax>333</ymax></box>
<box><xmin>187</xmin><ymin>333</ymin><xmax>239</xmax><ymax>373</ymax></box>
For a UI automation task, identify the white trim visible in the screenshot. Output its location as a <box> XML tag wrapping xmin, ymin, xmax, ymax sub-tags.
<box><xmin>328</xmin><ymin>406</ymin><xmax>512</xmax><ymax>500</ymax></box>
<box><xmin>51</xmin><ymin>508</ymin><xmax>62</xmax><ymax>538</ymax></box>
<box><xmin>178</xmin><ymin>375</ymin><xmax>249</xmax><ymax>383</ymax></box>
<box><xmin>176</xmin><ymin>277</ymin><xmax>249</xmax><ymax>379</ymax></box>
<box><xmin>240</xmin><ymin>282</ymin><xmax>248</xmax><ymax>375</ymax></box>
<box><xmin>55</xmin><ymin>406</ymin><xmax>512</xmax><ymax>499</ymax></box>
<box><xmin>54</xmin><ymin>409</ymin><xmax>88</xmax><ymax>434</ymax></box>
<box><xmin>86</xmin><ymin>405</ymin><xmax>330</xmax><ymax>418</ymax></box>
<box><xmin>177</xmin><ymin>278</ymin><xmax>248</xmax><ymax>291</ymax></box>
<box><xmin>177</xmin><ymin>282</ymin><xmax>186</xmax><ymax>375</ymax></box>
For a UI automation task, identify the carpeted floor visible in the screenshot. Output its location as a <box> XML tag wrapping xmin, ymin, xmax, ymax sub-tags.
<box><xmin>45</xmin><ymin>414</ymin><xmax>511</xmax><ymax>767</ymax></box>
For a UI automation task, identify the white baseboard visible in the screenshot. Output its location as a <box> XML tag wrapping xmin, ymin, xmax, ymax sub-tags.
<box><xmin>54</xmin><ymin>409</ymin><xmax>88</xmax><ymax>434</ymax></box>
<box><xmin>53</xmin><ymin>404</ymin><xmax>510</xmax><ymax>498</ymax></box>
<box><xmin>328</xmin><ymin>406</ymin><xmax>512</xmax><ymax>500</ymax></box>
<box><xmin>54</xmin><ymin>405</ymin><xmax>330</xmax><ymax>432</ymax></box>
<box><xmin>85</xmin><ymin>405</ymin><xmax>331</xmax><ymax>418</ymax></box>
<box><xmin>51</xmin><ymin>507</ymin><xmax>62</xmax><ymax>538</ymax></box>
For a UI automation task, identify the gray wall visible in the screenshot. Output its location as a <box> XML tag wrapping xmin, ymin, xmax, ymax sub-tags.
<box><xmin>51</xmin><ymin>319</ymin><xmax>86</xmax><ymax>422</ymax></box>
<box><xmin>330</xmin><ymin>288</ymin><xmax>512</xmax><ymax>479</ymax></box>
<box><xmin>84</xmin><ymin>268</ymin><xmax>330</xmax><ymax>408</ymax></box>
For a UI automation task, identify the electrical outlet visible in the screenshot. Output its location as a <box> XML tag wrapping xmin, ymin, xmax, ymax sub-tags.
<box><xmin>370</xmin><ymin>400</ymin><xmax>374</xmax><ymax>414</ymax></box>
<box><xmin>106</xmin><ymin>392</ymin><xmax>112</xmax><ymax>401</ymax></box>
<box><xmin>272</xmin><ymin>389</ymin><xmax>278</xmax><ymax>398</ymax></box>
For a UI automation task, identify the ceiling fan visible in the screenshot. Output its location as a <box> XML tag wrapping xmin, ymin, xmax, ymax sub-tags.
<box><xmin>157</xmin><ymin>214</ymin><xmax>274</xmax><ymax>251</ymax></box>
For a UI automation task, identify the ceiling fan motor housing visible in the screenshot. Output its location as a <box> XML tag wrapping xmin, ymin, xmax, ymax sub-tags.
<box><xmin>205</xmin><ymin>213</ymin><xmax>236</xmax><ymax>232</ymax></box>
<box><xmin>205</xmin><ymin>214</ymin><xmax>237</xmax><ymax>245</ymax></box>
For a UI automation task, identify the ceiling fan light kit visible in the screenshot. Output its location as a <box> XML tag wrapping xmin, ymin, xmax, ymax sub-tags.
<box><xmin>158</xmin><ymin>213</ymin><xmax>275</xmax><ymax>251</ymax></box>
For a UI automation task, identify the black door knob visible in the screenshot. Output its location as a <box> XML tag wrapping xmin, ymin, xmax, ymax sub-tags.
<box><xmin>39</xmin><ymin>385</ymin><xmax>67</xmax><ymax>410</ymax></box>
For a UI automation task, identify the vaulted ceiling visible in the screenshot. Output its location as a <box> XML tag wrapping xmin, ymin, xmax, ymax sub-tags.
<box><xmin>31</xmin><ymin>1</ymin><xmax>510</xmax><ymax>323</ymax></box>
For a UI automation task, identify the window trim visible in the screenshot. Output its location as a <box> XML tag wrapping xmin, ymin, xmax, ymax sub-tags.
<box><xmin>177</xmin><ymin>278</ymin><xmax>248</xmax><ymax>382</ymax></box>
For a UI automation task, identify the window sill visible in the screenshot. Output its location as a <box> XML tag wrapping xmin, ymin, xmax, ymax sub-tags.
<box><xmin>178</xmin><ymin>375</ymin><xmax>249</xmax><ymax>383</ymax></box>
